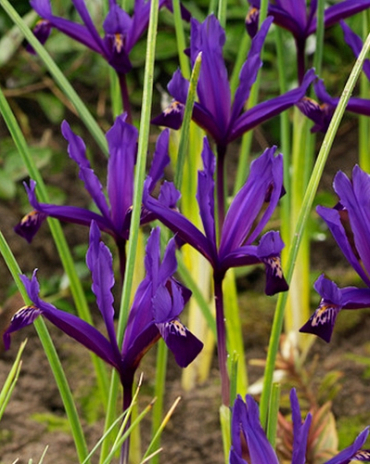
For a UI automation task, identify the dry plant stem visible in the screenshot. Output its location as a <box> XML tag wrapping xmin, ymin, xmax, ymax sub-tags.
<box><xmin>214</xmin><ymin>273</ymin><xmax>230</xmax><ymax>406</ymax></box>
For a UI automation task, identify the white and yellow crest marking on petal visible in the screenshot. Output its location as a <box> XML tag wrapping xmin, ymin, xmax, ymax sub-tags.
<box><xmin>114</xmin><ymin>33</ymin><xmax>124</xmax><ymax>52</ymax></box>
<box><xmin>311</xmin><ymin>303</ymin><xmax>338</xmax><ymax>327</ymax></box>
<box><xmin>164</xmin><ymin>101</ymin><xmax>183</xmax><ymax>115</ymax></box>
<box><xmin>354</xmin><ymin>449</ymin><xmax>370</xmax><ymax>460</ymax></box>
<box><xmin>165</xmin><ymin>320</ymin><xmax>187</xmax><ymax>337</ymax></box>
<box><xmin>265</xmin><ymin>256</ymin><xmax>283</xmax><ymax>279</ymax></box>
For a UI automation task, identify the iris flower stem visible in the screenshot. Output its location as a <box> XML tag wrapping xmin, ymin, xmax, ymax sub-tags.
<box><xmin>214</xmin><ymin>273</ymin><xmax>230</xmax><ymax>406</ymax></box>
<box><xmin>117</xmin><ymin>239</ymin><xmax>127</xmax><ymax>284</ymax></box>
<box><xmin>216</xmin><ymin>144</ymin><xmax>227</xmax><ymax>233</ymax></box>
<box><xmin>296</xmin><ymin>39</ymin><xmax>306</xmax><ymax>85</ymax></box>
<box><xmin>118</xmin><ymin>72</ymin><xmax>133</xmax><ymax>125</ymax></box>
<box><xmin>259</xmin><ymin>30</ymin><xmax>370</xmax><ymax>430</ymax></box>
<box><xmin>120</xmin><ymin>379</ymin><xmax>134</xmax><ymax>464</ymax></box>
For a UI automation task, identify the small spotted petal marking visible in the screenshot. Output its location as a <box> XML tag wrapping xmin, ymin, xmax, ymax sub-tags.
<box><xmin>311</xmin><ymin>302</ymin><xmax>337</xmax><ymax>327</ymax></box>
<box><xmin>20</xmin><ymin>210</ymin><xmax>40</xmax><ymax>226</ymax></box>
<box><xmin>12</xmin><ymin>305</ymin><xmax>40</xmax><ymax>324</ymax></box>
<box><xmin>353</xmin><ymin>449</ymin><xmax>370</xmax><ymax>461</ymax></box>
<box><xmin>114</xmin><ymin>33</ymin><xmax>124</xmax><ymax>52</ymax></box>
<box><xmin>166</xmin><ymin>320</ymin><xmax>187</xmax><ymax>337</ymax></box>
<box><xmin>164</xmin><ymin>101</ymin><xmax>183</xmax><ymax>115</ymax></box>
<box><xmin>265</xmin><ymin>256</ymin><xmax>283</xmax><ymax>279</ymax></box>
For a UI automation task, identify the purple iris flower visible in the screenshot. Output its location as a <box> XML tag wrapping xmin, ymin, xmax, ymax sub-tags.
<box><xmin>230</xmin><ymin>388</ymin><xmax>370</xmax><ymax>464</ymax></box>
<box><xmin>29</xmin><ymin>0</ymin><xmax>186</xmax><ymax>73</ymax></box>
<box><xmin>300</xmin><ymin>166</ymin><xmax>370</xmax><ymax>342</ymax></box>
<box><xmin>144</xmin><ymin>138</ymin><xmax>288</xmax><ymax>294</ymax></box>
<box><xmin>4</xmin><ymin>223</ymin><xmax>203</xmax><ymax>391</ymax></box>
<box><xmin>246</xmin><ymin>0</ymin><xmax>370</xmax><ymax>83</ymax></box>
<box><xmin>14</xmin><ymin>114</ymin><xmax>170</xmax><ymax>277</ymax></box>
<box><xmin>152</xmin><ymin>14</ymin><xmax>316</xmax><ymax>158</ymax></box>
<box><xmin>298</xmin><ymin>20</ymin><xmax>370</xmax><ymax>133</ymax></box>
<box><xmin>28</xmin><ymin>0</ymin><xmax>189</xmax><ymax>121</ymax></box>
<box><xmin>144</xmin><ymin>138</ymin><xmax>288</xmax><ymax>404</ymax></box>
<box><xmin>298</xmin><ymin>77</ymin><xmax>370</xmax><ymax>133</ymax></box>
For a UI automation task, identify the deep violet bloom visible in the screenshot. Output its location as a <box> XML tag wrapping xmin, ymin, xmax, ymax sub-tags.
<box><xmin>28</xmin><ymin>0</ymin><xmax>187</xmax><ymax>74</ymax></box>
<box><xmin>152</xmin><ymin>14</ymin><xmax>316</xmax><ymax>157</ymax></box>
<box><xmin>300</xmin><ymin>166</ymin><xmax>370</xmax><ymax>343</ymax></box>
<box><xmin>298</xmin><ymin>20</ymin><xmax>370</xmax><ymax>133</ymax></box>
<box><xmin>297</xmin><ymin>78</ymin><xmax>370</xmax><ymax>134</ymax></box>
<box><xmin>4</xmin><ymin>224</ymin><xmax>203</xmax><ymax>386</ymax></box>
<box><xmin>246</xmin><ymin>0</ymin><xmax>370</xmax><ymax>82</ymax></box>
<box><xmin>14</xmin><ymin>114</ymin><xmax>169</xmax><ymax>275</ymax></box>
<box><xmin>230</xmin><ymin>388</ymin><xmax>370</xmax><ymax>464</ymax></box>
<box><xmin>143</xmin><ymin>138</ymin><xmax>289</xmax><ymax>296</ymax></box>
<box><xmin>144</xmin><ymin>139</ymin><xmax>288</xmax><ymax>405</ymax></box>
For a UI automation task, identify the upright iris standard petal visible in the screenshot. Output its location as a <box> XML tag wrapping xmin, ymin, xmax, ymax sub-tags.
<box><xmin>121</xmin><ymin>228</ymin><xmax>203</xmax><ymax>370</ymax></box>
<box><xmin>144</xmin><ymin>140</ymin><xmax>289</xmax><ymax>296</ymax></box>
<box><xmin>153</xmin><ymin>14</ymin><xmax>314</xmax><ymax>151</ymax></box>
<box><xmin>189</xmin><ymin>15</ymin><xmax>231</xmax><ymax>139</ymax></box>
<box><xmin>86</xmin><ymin>222</ymin><xmax>121</xmax><ymax>365</ymax></box>
<box><xmin>143</xmin><ymin>179</ymin><xmax>217</xmax><ymax>265</ymax></box>
<box><xmin>196</xmin><ymin>138</ymin><xmax>216</xmax><ymax>246</ymax></box>
<box><xmin>290</xmin><ymin>389</ymin><xmax>312</xmax><ymax>464</ymax></box>
<box><xmin>106</xmin><ymin>115</ymin><xmax>138</xmax><ymax>235</ymax></box>
<box><xmin>15</xmin><ymin>116</ymin><xmax>170</xmax><ymax>256</ymax></box>
<box><xmin>5</xmin><ymin>225</ymin><xmax>202</xmax><ymax>381</ymax></box>
<box><xmin>103</xmin><ymin>3</ymin><xmax>132</xmax><ymax>73</ymax></box>
<box><xmin>146</xmin><ymin>129</ymin><xmax>170</xmax><ymax>191</ymax></box>
<box><xmin>334</xmin><ymin>167</ymin><xmax>370</xmax><ymax>277</ymax></box>
<box><xmin>230</xmin><ymin>394</ymin><xmax>279</xmax><ymax>464</ymax></box>
<box><xmin>61</xmin><ymin>121</ymin><xmax>112</xmax><ymax>221</ymax></box>
<box><xmin>220</xmin><ymin>146</ymin><xmax>283</xmax><ymax>256</ymax></box>
<box><xmin>230</xmin><ymin>16</ymin><xmax>273</xmax><ymax>125</ymax></box>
